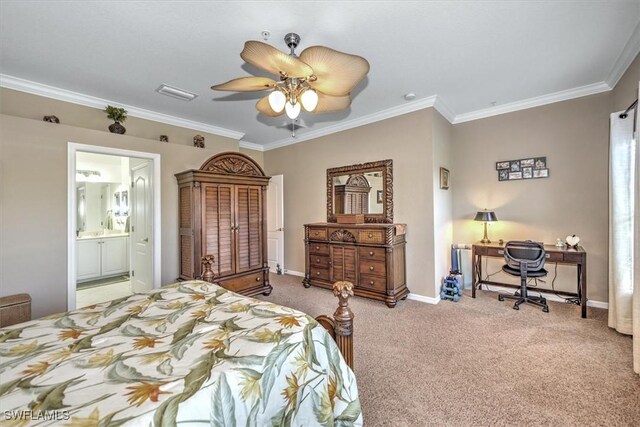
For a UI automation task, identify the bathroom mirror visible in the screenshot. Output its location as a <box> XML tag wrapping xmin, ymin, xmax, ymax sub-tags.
<box><xmin>327</xmin><ymin>159</ymin><xmax>393</xmax><ymax>223</ymax></box>
<box><xmin>76</xmin><ymin>182</ymin><xmax>128</xmax><ymax>233</ymax></box>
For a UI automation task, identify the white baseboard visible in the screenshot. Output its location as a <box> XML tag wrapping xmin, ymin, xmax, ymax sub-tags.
<box><xmin>478</xmin><ymin>285</ymin><xmax>608</xmax><ymax>309</ymax></box>
<box><xmin>407</xmin><ymin>293</ymin><xmax>441</xmax><ymax>305</ymax></box>
<box><xmin>284</xmin><ymin>270</ymin><xmax>305</xmax><ymax>277</ymax></box>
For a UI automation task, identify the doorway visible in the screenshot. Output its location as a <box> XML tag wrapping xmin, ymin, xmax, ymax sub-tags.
<box><xmin>67</xmin><ymin>143</ymin><xmax>161</xmax><ymax>310</ymax></box>
<box><xmin>267</xmin><ymin>174</ymin><xmax>284</xmax><ymax>273</ymax></box>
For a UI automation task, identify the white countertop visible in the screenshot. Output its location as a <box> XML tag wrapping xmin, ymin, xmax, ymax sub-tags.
<box><xmin>77</xmin><ymin>233</ymin><xmax>129</xmax><ymax>240</ymax></box>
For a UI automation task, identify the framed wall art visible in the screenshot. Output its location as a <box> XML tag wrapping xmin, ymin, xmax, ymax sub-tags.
<box><xmin>496</xmin><ymin>157</ymin><xmax>548</xmax><ymax>181</ymax></box>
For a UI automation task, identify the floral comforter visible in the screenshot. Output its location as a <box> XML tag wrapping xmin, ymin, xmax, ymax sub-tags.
<box><xmin>0</xmin><ymin>281</ymin><xmax>362</xmax><ymax>426</ymax></box>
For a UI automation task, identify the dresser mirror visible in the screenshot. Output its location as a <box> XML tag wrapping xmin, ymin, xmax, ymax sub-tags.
<box><xmin>327</xmin><ymin>159</ymin><xmax>393</xmax><ymax>223</ymax></box>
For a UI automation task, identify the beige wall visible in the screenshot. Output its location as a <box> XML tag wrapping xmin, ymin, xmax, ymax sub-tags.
<box><xmin>452</xmin><ymin>93</ymin><xmax>612</xmax><ymax>301</ymax></box>
<box><xmin>264</xmin><ymin>108</ymin><xmax>453</xmax><ymax>299</ymax></box>
<box><xmin>0</xmin><ymin>114</ymin><xmax>242</xmax><ymax>318</ymax></box>
<box><xmin>612</xmin><ymin>53</ymin><xmax>640</xmax><ymax>112</ymax></box>
<box><xmin>432</xmin><ymin>112</ymin><xmax>454</xmax><ymax>287</ymax></box>
<box><xmin>0</xmin><ymin>88</ymin><xmax>242</xmax><ymax>149</ymax></box>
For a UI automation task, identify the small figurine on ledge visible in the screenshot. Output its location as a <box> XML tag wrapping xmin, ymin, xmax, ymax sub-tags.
<box><xmin>565</xmin><ymin>234</ymin><xmax>580</xmax><ymax>249</ymax></box>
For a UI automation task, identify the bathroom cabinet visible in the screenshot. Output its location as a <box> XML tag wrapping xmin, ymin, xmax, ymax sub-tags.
<box><xmin>77</xmin><ymin>236</ymin><xmax>129</xmax><ymax>282</ymax></box>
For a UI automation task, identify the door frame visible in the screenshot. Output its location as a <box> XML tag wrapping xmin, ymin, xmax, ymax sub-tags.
<box><xmin>67</xmin><ymin>143</ymin><xmax>161</xmax><ymax>310</ymax></box>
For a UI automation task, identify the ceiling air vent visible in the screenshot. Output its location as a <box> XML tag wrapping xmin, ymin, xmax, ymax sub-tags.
<box><xmin>155</xmin><ymin>84</ymin><xmax>198</xmax><ymax>101</ymax></box>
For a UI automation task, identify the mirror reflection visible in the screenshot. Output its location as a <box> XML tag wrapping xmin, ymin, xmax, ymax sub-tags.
<box><xmin>332</xmin><ymin>172</ymin><xmax>384</xmax><ymax>215</ymax></box>
<box><xmin>76</xmin><ymin>183</ymin><xmax>129</xmax><ymax>233</ymax></box>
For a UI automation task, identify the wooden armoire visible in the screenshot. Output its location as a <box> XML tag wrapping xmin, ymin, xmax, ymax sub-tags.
<box><xmin>334</xmin><ymin>174</ymin><xmax>371</xmax><ymax>214</ymax></box>
<box><xmin>176</xmin><ymin>152</ymin><xmax>272</xmax><ymax>296</ymax></box>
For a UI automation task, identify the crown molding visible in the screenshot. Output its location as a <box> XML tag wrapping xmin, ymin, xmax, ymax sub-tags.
<box><xmin>452</xmin><ymin>81</ymin><xmax>612</xmax><ymax>124</ymax></box>
<box><xmin>606</xmin><ymin>21</ymin><xmax>640</xmax><ymax>88</ymax></box>
<box><xmin>0</xmin><ymin>74</ymin><xmax>245</xmax><ymax>140</ymax></box>
<box><xmin>433</xmin><ymin>95</ymin><xmax>456</xmax><ymax>123</ymax></box>
<box><xmin>263</xmin><ymin>95</ymin><xmax>440</xmax><ymax>151</ymax></box>
<box><xmin>238</xmin><ymin>140</ymin><xmax>265</xmax><ymax>151</ymax></box>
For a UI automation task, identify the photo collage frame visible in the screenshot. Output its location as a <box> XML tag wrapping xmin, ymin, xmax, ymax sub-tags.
<box><xmin>496</xmin><ymin>157</ymin><xmax>549</xmax><ymax>181</ymax></box>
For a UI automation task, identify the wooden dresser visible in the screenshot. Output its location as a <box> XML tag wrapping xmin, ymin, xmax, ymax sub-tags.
<box><xmin>304</xmin><ymin>223</ymin><xmax>408</xmax><ymax>307</ymax></box>
<box><xmin>176</xmin><ymin>152</ymin><xmax>272</xmax><ymax>297</ymax></box>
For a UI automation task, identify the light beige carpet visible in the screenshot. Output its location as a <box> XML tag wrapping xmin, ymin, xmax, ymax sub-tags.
<box><xmin>258</xmin><ymin>274</ymin><xmax>640</xmax><ymax>426</ymax></box>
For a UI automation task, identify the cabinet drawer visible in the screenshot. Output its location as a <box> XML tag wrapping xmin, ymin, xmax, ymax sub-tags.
<box><xmin>360</xmin><ymin>260</ymin><xmax>386</xmax><ymax>277</ymax></box>
<box><xmin>309</xmin><ymin>243</ymin><xmax>329</xmax><ymax>255</ymax></box>
<box><xmin>545</xmin><ymin>252</ymin><xmax>564</xmax><ymax>262</ymax></box>
<box><xmin>310</xmin><ymin>267</ymin><xmax>330</xmax><ymax>281</ymax></box>
<box><xmin>359</xmin><ymin>230</ymin><xmax>385</xmax><ymax>244</ymax></box>
<box><xmin>311</xmin><ymin>255</ymin><xmax>330</xmax><ymax>268</ymax></box>
<box><xmin>221</xmin><ymin>272</ymin><xmax>265</xmax><ymax>293</ymax></box>
<box><xmin>359</xmin><ymin>247</ymin><xmax>386</xmax><ymax>262</ymax></box>
<box><xmin>308</xmin><ymin>228</ymin><xmax>327</xmax><ymax>240</ymax></box>
<box><xmin>486</xmin><ymin>247</ymin><xmax>505</xmax><ymax>257</ymax></box>
<box><xmin>564</xmin><ymin>252</ymin><xmax>583</xmax><ymax>263</ymax></box>
<box><xmin>358</xmin><ymin>274</ymin><xmax>386</xmax><ymax>292</ymax></box>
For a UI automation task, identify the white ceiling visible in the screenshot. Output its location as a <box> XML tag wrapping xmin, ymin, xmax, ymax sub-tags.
<box><xmin>1</xmin><ymin>1</ymin><xmax>639</xmax><ymax>148</ymax></box>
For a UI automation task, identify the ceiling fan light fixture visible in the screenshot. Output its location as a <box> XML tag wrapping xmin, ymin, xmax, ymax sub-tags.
<box><xmin>268</xmin><ymin>89</ymin><xmax>286</xmax><ymax>113</ymax></box>
<box><xmin>285</xmin><ymin>101</ymin><xmax>301</xmax><ymax>119</ymax></box>
<box><xmin>300</xmin><ymin>88</ymin><xmax>318</xmax><ymax>111</ymax></box>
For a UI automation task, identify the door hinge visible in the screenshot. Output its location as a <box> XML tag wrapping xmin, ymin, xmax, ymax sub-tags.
<box><xmin>132</xmin><ymin>270</ymin><xmax>135</xmax><ymax>277</ymax></box>
<box><xmin>131</xmin><ymin>225</ymin><xmax>135</xmax><ymax>232</ymax></box>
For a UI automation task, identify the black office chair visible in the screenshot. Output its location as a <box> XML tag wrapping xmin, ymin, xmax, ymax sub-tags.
<box><xmin>498</xmin><ymin>241</ymin><xmax>549</xmax><ymax>313</ymax></box>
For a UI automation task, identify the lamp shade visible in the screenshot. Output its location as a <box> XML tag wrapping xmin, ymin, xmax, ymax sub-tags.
<box><xmin>474</xmin><ymin>210</ymin><xmax>498</xmax><ymax>222</ymax></box>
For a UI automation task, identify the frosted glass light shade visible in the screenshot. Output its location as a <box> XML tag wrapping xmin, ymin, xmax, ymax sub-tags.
<box><xmin>300</xmin><ymin>89</ymin><xmax>319</xmax><ymax>111</ymax></box>
<box><xmin>268</xmin><ymin>90</ymin><xmax>286</xmax><ymax>113</ymax></box>
<box><xmin>285</xmin><ymin>101</ymin><xmax>301</xmax><ymax>119</ymax></box>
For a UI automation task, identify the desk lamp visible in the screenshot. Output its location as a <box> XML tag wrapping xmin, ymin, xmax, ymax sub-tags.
<box><xmin>474</xmin><ymin>209</ymin><xmax>498</xmax><ymax>243</ymax></box>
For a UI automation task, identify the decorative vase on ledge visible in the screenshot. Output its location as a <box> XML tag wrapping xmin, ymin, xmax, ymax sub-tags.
<box><xmin>108</xmin><ymin>122</ymin><xmax>126</xmax><ymax>134</ymax></box>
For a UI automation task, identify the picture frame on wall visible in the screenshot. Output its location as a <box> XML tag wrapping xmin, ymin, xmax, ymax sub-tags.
<box><xmin>533</xmin><ymin>169</ymin><xmax>549</xmax><ymax>178</ymax></box>
<box><xmin>497</xmin><ymin>156</ymin><xmax>549</xmax><ymax>181</ymax></box>
<box><xmin>440</xmin><ymin>167</ymin><xmax>450</xmax><ymax>190</ymax></box>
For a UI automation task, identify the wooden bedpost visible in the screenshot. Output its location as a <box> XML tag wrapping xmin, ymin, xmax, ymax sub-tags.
<box><xmin>316</xmin><ymin>281</ymin><xmax>355</xmax><ymax>369</ymax></box>
<box><xmin>201</xmin><ymin>255</ymin><xmax>215</xmax><ymax>283</ymax></box>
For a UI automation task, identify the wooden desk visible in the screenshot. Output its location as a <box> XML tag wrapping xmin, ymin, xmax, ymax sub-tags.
<box><xmin>471</xmin><ymin>242</ymin><xmax>588</xmax><ymax>318</ymax></box>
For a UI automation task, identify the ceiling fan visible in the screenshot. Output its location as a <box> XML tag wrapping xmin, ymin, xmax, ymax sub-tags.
<box><xmin>211</xmin><ymin>33</ymin><xmax>370</xmax><ymax>124</ymax></box>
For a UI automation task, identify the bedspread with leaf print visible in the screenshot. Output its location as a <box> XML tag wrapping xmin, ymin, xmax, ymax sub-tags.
<box><xmin>0</xmin><ymin>281</ymin><xmax>362</xmax><ymax>426</ymax></box>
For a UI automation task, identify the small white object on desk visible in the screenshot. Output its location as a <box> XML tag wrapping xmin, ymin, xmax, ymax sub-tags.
<box><xmin>555</xmin><ymin>238</ymin><xmax>565</xmax><ymax>247</ymax></box>
<box><xmin>566</xmin><ymin>234</ymin><xmax>580</xmax><ymax>247</ymax></box>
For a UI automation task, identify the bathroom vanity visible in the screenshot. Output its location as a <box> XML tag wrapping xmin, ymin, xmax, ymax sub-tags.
<box><xmin>77</xmin><ymin>233</ymin><xmax>130</xmax><ymax>282</ymax></box>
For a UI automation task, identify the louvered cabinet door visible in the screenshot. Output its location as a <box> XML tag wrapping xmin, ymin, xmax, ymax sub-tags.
<box><xmin>202</xmin><ymin>184</ymin><xmax>235</xmax><ymax>278</ymax></box>
<box><xmin>178</xmin><ymin>184</ymin><xmax>195</xmax><ymax>279</ymax></box>
<box><xmin>330</xmin><ymin>245</ymin><xmax>357</xmax><ymax>283</ymax></box>
<box><xmin>234</xmin><ymin>185</ymin><xmax>263</xmax><ymax>273</ymax></box>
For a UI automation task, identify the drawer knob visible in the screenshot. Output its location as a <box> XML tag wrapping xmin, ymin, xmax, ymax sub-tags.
<box><xmin>369</xmin><ymin>280</ymin><xmax>374</xmax><ymax>286</ymax></box>
<box><xmin>369</xmin><ymin>251</ymin><xmax>374</xmax><ymax>256</ymax></box>
<box><xmin>256</xmin><ymin>277</ymin><xmax>261</xmax><ymax>282</ymax></box>
<box><xmin>368</xmin><ymin>233</ymin><xmax>373</xmax><ymax>238</ymax></box>
<box><xmin>369</xmin><ymin>266</ymin><xmax>374</xmax><ymax>271</ymax></box>
<box><xmin>316</xmin><ymin>258</ymin><xmax>320</xmax><ymax>263</ymax></box>
<box><xmin>545</xmin><ymin>254</ymin><xmax>550</xmax><ymax>258</ymax></box>
<box><xmin>316</xmin><ymin>271</ymin><xmax>321</xmax><ymax>276</ymax></box>
<box><xmin>315</xmin><ymin>246</ymin><xmax>320</xmax><ymax>250</ymax></box>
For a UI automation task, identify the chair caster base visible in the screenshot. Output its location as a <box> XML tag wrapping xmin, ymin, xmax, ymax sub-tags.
<box><xmin>498</xmin><ymin>295</ymin><xmax>504</xmax><ymax>301</ymax></box>
<box><xmin>513</xmin><ymin>304</ymin><xmax>519</xmax><ymax>310</ymax></box>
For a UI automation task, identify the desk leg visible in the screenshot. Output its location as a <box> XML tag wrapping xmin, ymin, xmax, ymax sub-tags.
<box><xmin>471</xmin><ymin>247</ymin><xmax>478</xmax><ymax>298</ymax></box>
<box><xmin>580</xmin><ymin>259</ymin><xmax>587</xmax><ymax>319</ymax></box>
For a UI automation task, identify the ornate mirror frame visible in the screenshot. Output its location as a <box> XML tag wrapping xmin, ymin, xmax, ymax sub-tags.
<box><xmin>327</xmin><ymin>159</ymin><xmax>393</xmax><ymax>223</ymax></box>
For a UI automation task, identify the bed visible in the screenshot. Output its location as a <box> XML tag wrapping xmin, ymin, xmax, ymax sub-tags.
<box><xmin>0</xmin><ymin>276</ymin><xmax>361</xmax><ymax>426</ymax></box>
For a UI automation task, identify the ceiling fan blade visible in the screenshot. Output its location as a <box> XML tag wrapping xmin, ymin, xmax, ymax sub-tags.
<box><xmin>211</xmin><ymin>76</ymin><xmax>277</xmax><ymax>92</ymax></box>
<box><xmin>300</xmin><ymin>46</ymin><xmax>370</xmax><ymax>96</ymax></box>
<box><xmin>313</xmin><ymin>92</ymin><xmax>351</xmax><ymax>113</ymax></box>
<box><xmin>256</xmin><ymin>95</ymin><xmax>284</xmax><ymax>117</ymax></box>
<box><xmin>241</xmin><ymin>41</ymin><xmax>313</xmax><ymax>78</ymax></box>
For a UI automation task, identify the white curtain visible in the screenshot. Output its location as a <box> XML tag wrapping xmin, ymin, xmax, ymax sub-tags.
<box><xmin>609</xmin><ymin>105</ymin><xmax>639</xmax><ymax>375</ymax></box>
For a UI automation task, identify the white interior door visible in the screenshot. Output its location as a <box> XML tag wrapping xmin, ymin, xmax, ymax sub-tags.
<box><xmin>131</xmin><ymin>162</ymin><xmax>153</xmax><ymax>292</ymax></box>
<box><xmin>267</xmin><ymin>174</ymin><xmax>284</xmax><ymax>273</ymax></box>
